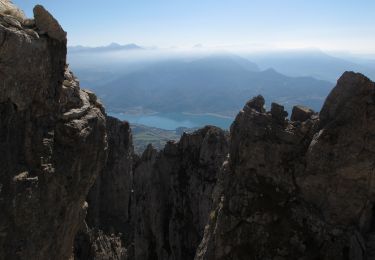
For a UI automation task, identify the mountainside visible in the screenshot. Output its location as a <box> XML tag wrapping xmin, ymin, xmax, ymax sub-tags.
<box><xmin>0</xmin><ymin>4</ymin><xmax>107</xmax><ymax>259</ymax></box>
<box><xmin>92</xmin><ymin>56</ymin><xmax>331</xmax><ymax>115</ymax></box>
<box><xmin>2</xmin><ymin>2</ymin><xmax>375</xmax><ymax>260</ymax></box>
<box><xmin>248</xmin><ymin>49</ymin><xmax>375</xmax><ymax>82</ymax></box>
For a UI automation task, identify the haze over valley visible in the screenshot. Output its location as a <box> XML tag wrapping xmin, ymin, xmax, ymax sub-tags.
<box><xmin>68</xmin><ymin>44</ymin><xmax>375</xmax><ymax>131</ymax></box>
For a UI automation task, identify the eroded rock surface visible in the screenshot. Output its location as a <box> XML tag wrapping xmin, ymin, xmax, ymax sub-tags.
<box><xmin>196</xmin><ymin>72</ymin><xmax>375</xmax><ymax>260</ymax></box>
<box><xmin>85</xmin><ymin>116</ymin><xmax>134</xmax><ymax>246</ymax></box>
<box><xmin>74</xmin><ymin>222</ymin><xmax>127</xmax><ymax>260</ymax></box>
<box><xmin>133</xmin><ymin>126</ymin><xmax>229</xmax><ymax>260</ymax></box>
<box><xmin>0</xmin><ymin>0</ymin><xmax>25</xmax><ymax>21</ymax></box>
<box><xmin>0</xmin><ymin>5</ymin><xmax>107</xmax><ymax>260</ymax></box>
<box><xmin>33</xmin><ymin>5</ymin><xmax>66</xmax><ymax>42</ymax></box>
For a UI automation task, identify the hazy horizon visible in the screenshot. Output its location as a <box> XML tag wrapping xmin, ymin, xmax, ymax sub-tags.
<box><xmin>12</xmin><ymin>0</ymin><xmax>375</xmax><ymax>55</ymax></box>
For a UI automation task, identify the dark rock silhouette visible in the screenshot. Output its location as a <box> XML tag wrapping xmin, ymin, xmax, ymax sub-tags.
<box><xmin>132</xmin><ymin>126</ymin><xmax>229</xmax><ymax>260</ymax></box>
<box><xmin>74</xmin><ymin>116</ymin><xmax>133</xmax><ymax>260</ymax></box>
<box><xmin>86</xmin><ymin>116</ymin><xmax>134</xmax><ymax>241</ymax></box>
<box><xmin>0</xmin><ymin>3</ymin><xmax>107</xmax><ymax>259</ymax></box>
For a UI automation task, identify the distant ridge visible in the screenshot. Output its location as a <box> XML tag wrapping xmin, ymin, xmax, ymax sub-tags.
<box><xmin>88</xmin><ymin>53</ymin><xmax>331</xmax><ymax>115</ymax></box>
<box><xmin>68</xmin><ymin>42</ymin><xmax>143</xmax><ymax>53</ymax></box>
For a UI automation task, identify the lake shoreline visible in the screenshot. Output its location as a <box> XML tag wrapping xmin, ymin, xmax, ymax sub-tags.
<box><xmin>108</xmin><ymin>111</ymin><xmax>234</xmax><ymax>130</ymax></box>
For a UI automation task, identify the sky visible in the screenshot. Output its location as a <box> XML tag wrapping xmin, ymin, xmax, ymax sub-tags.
<box><xmin>12</xmin><ymin>0</ymin><xmax>375</xmax><ymax>54</ymax></box>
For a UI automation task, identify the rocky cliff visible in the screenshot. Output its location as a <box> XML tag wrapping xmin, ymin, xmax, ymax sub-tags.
<box><xmin>74</xmin><ymin>125</ymin><xmax>228</xmax><ymax>260</ymax></box>
<box><xmin>0</xmin><ymin>3</ymin><xmax>107</xmax><ymax>260</ymax></box>
<box><xmin>86</xmin><ymin>116</ymin><xmax>133</xmax><ymax>240</ymax></box>
<box><xmin>133</xmin><ymin>126</ymin><xmax>228</xmax><ymax>260</ymax></box>
<box><xmin>74</xmin><ymin>116</ymin><xmax>133</xmax><ymax>260</ymax></box>
<box><xmin>196</xmin><ymin>72</ymin><xmax>375</xmax><ymax>260</ymax></box>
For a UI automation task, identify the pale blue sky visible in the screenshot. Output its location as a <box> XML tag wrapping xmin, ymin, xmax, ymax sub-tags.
<box><xmin>12</xmin><ymin>0</ymin><xmax>375</xmax><ymax>53</ymax></box>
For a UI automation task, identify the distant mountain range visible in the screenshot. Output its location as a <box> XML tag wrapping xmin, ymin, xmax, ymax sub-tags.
<box><xmin>68</xmin><ymin>43</ymin><xmax>143</xmax><ymax>53</ymax></box>
<box><xmin>247</xmin><ymin>49</ymin><xmax>375</xmax><ymax>82</ymax></box>
<box><xmin>67</xmin><ymin>45</ymin><xmax>374</xmax><ymax>117</ymax></box>
<box><xmin>75</xmin><ymin>53</ymin><xmax>331</xmax><ymax>115</ymax></box>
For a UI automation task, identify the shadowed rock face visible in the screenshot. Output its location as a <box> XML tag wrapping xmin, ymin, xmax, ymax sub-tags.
<box><xmin>299</xmin><ymin>72</ymin><xmax>375</xmax><ymax>227</ymax></box>
<box><xmin>133</xmin><ymin>126</ymin><xmax>229</xmax><ymax>260</ymax></box>
<box><xmin>74</xmin><ymin>222</ymin><xmax>127</xmax><ymax>260</ymax></box>
<box><xmin>0</xmin><ymin>4</ymin><xmax>107</xmax><ymax>260</ymax></box>
<box><xmin>75</xmin><ymin>125</ymin><xmax>228</xmax><ymax>260</ymax></box>
<box><xmin>196</xmin><ymin>72</ymin><xmax>375</xmax><ymax>260</ymax></box>
<box><xmin>86</xmin><ymin>116</ymin><xmax>133</xmax><ymax>236</ymax></box>
<box><xmin>74</xmin><ymin>116</ymin><xmax>133</xmax><ymax>260</ymax></box>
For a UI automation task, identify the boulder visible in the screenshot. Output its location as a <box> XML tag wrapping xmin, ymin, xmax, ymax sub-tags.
<box><xmin>33</xmin><ymin>5</ymin><xmax>66</xmax><ymax>41</ymax></box>
<box><xmin>291</xmin><ymin>105</ymin><xmax>315</xmax><ymax>122</ymax></box>
<box><xmin>271</xmin><ymin>102</ymin><xmax>288</xmax><ymax>123</ymax></box>
<box><xmin>244</xmin><ymin>95</ymin><xmax>265</xmax><ymax>113</ymax></box>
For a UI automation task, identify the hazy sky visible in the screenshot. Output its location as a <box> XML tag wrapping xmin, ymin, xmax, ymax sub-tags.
<box><xmin>12</xmin><ymin>0</ymin><xmax>375</xmax><ymax>53</ymax></box>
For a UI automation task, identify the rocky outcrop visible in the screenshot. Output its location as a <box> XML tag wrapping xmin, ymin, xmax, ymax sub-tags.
<box><xmin>85</xmin><ymin>116</ymin><xmax>134</xmax><ymax>245</ymax></box>
<box><xmin>33</xmin><ymin>5</ymin><xmax>66</xmax><ymax>41</ymax></box>
<box><xmin>0</xmin><ymin>0</ymin><xmax>25</xmax><ymax>21</ymax></box>
<box><xmin>133</xmin><ymin>126</ymin><xmax>229</xmax><ymax>260</ymax></box>
<box><xmin>74</xmin><ymin>223</ymin><xmax>127</xmax><ymax>260</ymax></box>
<box><xmin>0</xmin><ymin>4</ymin><xmax>107</xmax><ymax>260</ymax></box>
<box><xmin>299</xmin><ymin>72</ymin><xmax>375</xmax><ymax>227</ymax></box>
<box><xmin>73</xmin><ymin>116</ymin><xmax>133</xmax><ymax>260</ymax></box>
<box><xmin>196</xmin><ymin>72</ymin><xmax>375</xmax><ymax>260</ymax></box>
<box><xmin>291</xmin><ymin>105</ymin><xmax>315</xmax><ymax>122</ymax></box>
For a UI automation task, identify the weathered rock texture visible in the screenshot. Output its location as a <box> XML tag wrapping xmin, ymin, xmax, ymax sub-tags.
<box><xmin>88</xmin><ymin>116</ymin><xmax>133</xmax><ymax>232</ymax></box>
<box><xmin>80</xmin><ymin>115</ymin><xmax>133</xmax><ymax>258</ymax></box>
<box><xmin>33</xmin><ymin>5</ymin><xmax>66</xmax><ymax>41</ymax></box>
<box><xmin>196</xmin><ymin>72</ymin><xmax>375</xmax><ymax>260</ymax></box>
<box><xmin>133</xmin><ymin>126</ymin><xmax>229</xmax><ymax>260</ymax></box>
<box><xmin>0</xmin><ymin>0</ymin><xmax>25</xmax><ymax>21</ymax></box>
<box><xmin>0</xmin><ymin>4</ymin><xmax>107</xmax><ymax>260</ymax></box>
<box><xmin>74</xmin><ymin>223</ymin><xmax>127</xmax><ymax>260</ymax></box>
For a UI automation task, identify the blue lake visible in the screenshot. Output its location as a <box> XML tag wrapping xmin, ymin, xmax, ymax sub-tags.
<box><xmin>108</xmin><ymin>112</ymin><xmax>234</xmax><ymax>130</ymax></box>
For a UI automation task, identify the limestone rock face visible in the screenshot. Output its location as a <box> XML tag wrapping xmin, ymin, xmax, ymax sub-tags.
<box><xmin>86</xmin><ymin>116</ymin><xmax>134</xmax><ymax>244</ymax></box>
<box><xmin>0</xmin><ymin>0</ymin><xmax>25</xmax><ymax>21</ymax></box>
<box><xmin>0</xmin><ymin>5</ymin><xmax>107</xmax><ymax>260</ymax></box>
<box><xmin>299</xmin><ymin>72</ymin><xmax>375</xmax><ymax>227</ymax></box>
<box><xmin>74</xmin><ymin>223</ymin><xmax>127</xmax><ymax>260</ymax></box>
<box><xmin>33</xmin><ymin>5</ymin><xmax>66</xmax><ymax>42</ymax></box>
<box><xmin>133</xmin><ymin>126</ymin><xmax>229</xmax><ymax>260</ymax></box>
<box><xmin>291</xmin><ymin>105</ymin><xmax>315</xmax><ymax>122</ymax></box>
<box><xmin>196</xmin><ymin>72</ymin><xmax>375</xmax><ymax>260</ymax></box>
